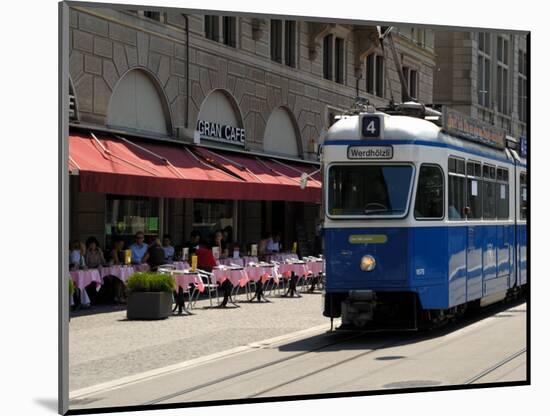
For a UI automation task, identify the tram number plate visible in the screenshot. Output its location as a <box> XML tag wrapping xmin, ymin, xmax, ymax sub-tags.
<box><xmin>362</xmin><ymin>116</ymin><xmax>381</xmax><ymax>138</ymax></box>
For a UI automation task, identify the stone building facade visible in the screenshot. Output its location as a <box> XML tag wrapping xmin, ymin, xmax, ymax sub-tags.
<box><xmin>67</xmin><ymin>5</ymin><xmax>437</xmax><ymax>253</ymax></box>
<box><xmin>434</xmin><ymin>31</ymin><xmax>528</xmax><ymax>140</ymax></box>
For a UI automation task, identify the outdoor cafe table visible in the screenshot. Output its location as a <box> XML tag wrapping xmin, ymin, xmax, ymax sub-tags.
<box><xmin>217</xmin><ymin>258</ymin><xmax>245</xmax><ymax>267</ymax></box>
<box><xmin>278</xmin><ymin>262</ymin><xmax>310</xmax><ymax>297</ymax></box>
<box><xmin>244</xmin><ymin>264</ymin><xmax>277</xmax><ymax>302</ymax></box>
<box><xmin>212</xmin><ymin>266</ymin><xmax>249</xmax><ymax>306</ymax></box>
<box><xmin>69</xmin><ymin>269</ymin><xmax>102</xmax><ymax>305</ymax></box>
<box><xmin>264</xmin><ymin>253</ymin><xmax>299</xmax><ymax>263</ymax></box>
<box><xmin>97</xmin><ymin>265</ymin><xmax>135</xmax><ymax>283</ymax></box>
<box><xmin>173</xmin><ymin>270</ymin><xmax>204</xmax><ymax>314</ymax></box>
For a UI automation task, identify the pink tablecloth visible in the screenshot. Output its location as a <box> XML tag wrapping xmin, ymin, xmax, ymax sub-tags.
<box><xmin>98</xmin><ymin>265</ymin><xmax>135</xmax><ymax>283</ymax></box>
<box><xmin>278</xmin><ymin>263</ymin><xmax>310</xmax><ymax>278</ymax></box>
<box><xmin>306</xmin><ymin>261</ymin><xmax>324</xmax><ymax>276</ymax></box>
<box><xmin>70</xmin><ymin>269</ymin><xmax>102</xmax><ymax>305</ymax></box>
<box><xmin>245</xmin><ymin>265</ymin><xmax>279</xmax><ymax>284</ymax></box>
<box><xmin>172</xmin><ymin>261</ymin><xmax>190</xmax><ymax>270</ymax></box>
<box><xmin>212</xmin><ymin>267</ymin><xmax>248</xmax><ymax>287</ymax></box>
<box><xmin>174</xmin><ymin>272</ymin><xmax>204</xmax><ymax>293</ymax></box>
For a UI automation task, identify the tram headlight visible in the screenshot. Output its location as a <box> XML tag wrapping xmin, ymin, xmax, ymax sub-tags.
<box><xmin>360</xmin><ymin>255</ymin><xmax>376</xmax><ymax>272</ymax></box>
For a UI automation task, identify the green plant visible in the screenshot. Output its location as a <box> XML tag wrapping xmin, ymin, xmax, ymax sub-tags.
<box><xmin>127</xmin><ymin>272</ymin><xmax>175</xmax><ymax>293</ymax></box>
<box><xmin>69</xmin><ymin>278</ymin><xmax>75</xmax><ymax>296</ymax></box>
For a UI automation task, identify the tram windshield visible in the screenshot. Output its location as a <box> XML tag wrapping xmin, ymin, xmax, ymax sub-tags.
<box><xmin>327</xmin><ymin>164</ymin><xmax>414</xmax><ymax>217</ymax></box>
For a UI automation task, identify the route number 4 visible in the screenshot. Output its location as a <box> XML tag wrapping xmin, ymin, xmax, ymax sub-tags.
<box><xmin>362</xmin><ymin>116</ymin><xmax>381</xmax><ymax>138</ymax></box>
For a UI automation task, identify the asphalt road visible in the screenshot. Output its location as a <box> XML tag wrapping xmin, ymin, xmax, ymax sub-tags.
<box><xmin>69</xmin><ymin>301</ymin><xmax>527</xmax><ymax>411</ymax></box>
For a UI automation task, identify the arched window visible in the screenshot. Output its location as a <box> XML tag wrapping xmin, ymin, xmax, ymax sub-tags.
<box><xmin>107</xmin><ymin>69</ymin><xmax>172</xmax><ymax>136</ymax></box>
<box><xmin>263</xmin><ymin>107</ymin><xmax>301</xmax><ymax>157</ymax></box>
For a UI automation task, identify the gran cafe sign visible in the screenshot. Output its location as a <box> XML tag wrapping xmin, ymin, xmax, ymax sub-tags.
<box><xmin>196</xmin><ymin>119</ymin><xmax>246</xmax><ymax>146</ymax></box>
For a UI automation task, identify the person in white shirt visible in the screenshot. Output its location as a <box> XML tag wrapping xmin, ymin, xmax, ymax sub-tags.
<box><xmin>267</xmin><ymin>232</ymin><xmax>281</xmax><ymax>253</ymax></box>
<box><xmin>162</xmin><ymin>234</ymin><xmax>175</xmax><ymax>262</ymax></box>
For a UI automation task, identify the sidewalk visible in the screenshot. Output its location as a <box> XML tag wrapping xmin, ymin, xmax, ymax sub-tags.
<box><xmin>69</xmin><ymin>290</ymin><xmax>329</xmax><ymax>392</ymax></box>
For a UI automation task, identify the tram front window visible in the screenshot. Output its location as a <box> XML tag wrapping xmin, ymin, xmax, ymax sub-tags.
<box><xmin>327</xmin><ymin>164</ymin><xmax>413</xmax><ymax>217</ymax></box>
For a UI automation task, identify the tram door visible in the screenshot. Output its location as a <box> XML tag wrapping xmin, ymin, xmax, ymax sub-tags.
<box><xmin>466</xmin><ymin>162</ymin><xmax>483</xmax><ymax>301</ymax></box>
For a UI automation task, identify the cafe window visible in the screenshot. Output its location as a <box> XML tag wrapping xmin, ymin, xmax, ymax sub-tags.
<box><xmin>520</xmin><ymin>172</ymin><xmax>527</xmax><ymax>220</ymax></box>
<box><xmin>105</xmin><ymin>195</ymin><xmax>160</xmax><ymax>248</ymax></box>
<box><xmin>193</xmin><ymin>199</ymin><xmax>234</xmax><ymax>241</ymax></box>
<box><xmin>496</xmin><ymin>167</ymin><xmax>509</xmax><ymax>219</ymax></box>
<box><xmin>448</xmin><ymin>157</ymin><xmax>466</xmax><ymax>220</ymax></box>
<box><xmin>482</xmin><ymin>164</ymin><xmax>497</xmax><ymax>219</ymax></box>
<box><xmin>414</xmin><ymin>164</ymin><xmax>444</xmax><ymax>219</ymax></box>
<box><xmin>467</xmin><ymin>161</ymin><xmax>483</xmax><ymax>219</ymax></box>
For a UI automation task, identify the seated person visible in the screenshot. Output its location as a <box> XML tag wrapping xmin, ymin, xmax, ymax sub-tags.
<box><xmin>267</xmin><ymin>232</ymin><xmax>282</xmax><ymax>253</ymax></box>
<box><xmin>162</xmin><ymin>234</ymin><xmax>175</xmax><ymax>262</ymax></box>
<box><xmin>109</xmin><ymin>238</ymin><xmax>125</xmax><ymax>265</ymax></box>
<box><xmin>184</xmin><ymin>230</ymin><xmax>202</xmax><ymax>258</ymax></box>
<box><xmin>195</xmin><ymin>244</ymin><xmax>217</xmax><ymax>272</ymax></box>
<box><xmin>84</xmin><ymin>236</ymin><xmax>105</xmax><ymax>268</ymax></box>
<box><xmin>147</xmin><ymin>239</ymin><xmax>166</xmax><ymax>271</ymax></box>
<box><xmin>212</xmin><ymin>229</ymin><xmax>228</xmax><ymax>259</ymax></box>
<box><xmin>258</xmin><ymin>232</ymin><xmax>271</xmax><ymax>256</ymax></box>
<box><xmin>69</xmin><ymin>240</ymin><xmax>84</xmax><ymax>270</ymax></box>
<box><xmin>129</xmin><ymin>231</ymin><xmax>149</xmax><ymax>264</ymax></box>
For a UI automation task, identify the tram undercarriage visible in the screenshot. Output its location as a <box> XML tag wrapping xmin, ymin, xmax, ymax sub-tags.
<box><xmin>324</xmin><ymin>286</ymin><xmax>526</xmax><ymax>331</ymax></box>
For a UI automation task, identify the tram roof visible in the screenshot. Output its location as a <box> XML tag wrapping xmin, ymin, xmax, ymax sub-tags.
<box><xmin>324</xmin><ymin>112</ymin><xmax>527</xmax><ymax>166</ymax></box>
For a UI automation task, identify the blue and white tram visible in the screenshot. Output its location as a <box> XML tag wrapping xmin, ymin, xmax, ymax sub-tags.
<box><xmin>321</xmin><ymin>110</ymin><xmax>527</xmax><ymax>329</ymax></box>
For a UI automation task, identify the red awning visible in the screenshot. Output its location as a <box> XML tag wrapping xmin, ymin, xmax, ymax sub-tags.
<box><xmin>69</xmin><ymin>131</ymin><xmax>321</xmax><ymax>203</ymax></box>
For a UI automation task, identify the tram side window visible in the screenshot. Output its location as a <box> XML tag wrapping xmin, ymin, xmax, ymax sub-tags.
<box><xmin>467</xmin><ymin>161</ymin><xmax>482</xmax><ymax>219</ymax></box>
<box><xmin>496</xmin><ymin>168</ymin><xmax>509</xmax><ymax>219</ymax></box>
<box><xmin>414</xmin><ymin>165</ymin><xmax>444</xmax><ymax>219</ymax></box>
<box><xmin>482</xmin><ymin>165</ymin><xmax>496</xmax><ymax>219</ymax></box>
<box><xmin>520</xmin><ymin>172</ymin><xmax>527</xmax><ymax>220</ymax></box>
<box><xmin>448</xmin><ymin>157</ymin><xmax>466</xmax><ymax>220</ymax></box>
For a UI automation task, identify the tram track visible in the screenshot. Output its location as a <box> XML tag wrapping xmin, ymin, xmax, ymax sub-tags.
<box><xmin>143</xmin><ymin>331</ymin><xmax>405</xmax><ymax>405</ymax></box>
<box><xmin>463</xmin><ymin>348</ymin><xmax>527</xmax><ymax>384</ymax></box>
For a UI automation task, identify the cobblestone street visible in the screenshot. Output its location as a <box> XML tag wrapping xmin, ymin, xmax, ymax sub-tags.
<box><xmin>69</xmin><ymin>291</ymin><xmax>328</xmax><ymax>391</ymax></box>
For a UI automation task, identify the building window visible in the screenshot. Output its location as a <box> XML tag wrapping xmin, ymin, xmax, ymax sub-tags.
<box><xmin>223</xmin><ymin>16</ymin><xmax>237</xmax><ymax>47</ymax></box>
<box><xmin>323</xmin><ymin>34</ymin><xmax>345</xmax><ymax>84</ymax></box>
<box><xmin>520</xmin><ymin>172</ymin><xmax>527</xmax><ymax>220</ymax></box>
<box><xmin>284</xmin><ymin>21</ymin><xmax>296</xmax><ymax>67</ymax></box>
<box><xmin>366</xmin><ymin>53</ymin><xmax>384</xmax><ymax>97</ymax></box>
<box><xmin>402</xmin><ymin>66</ymin><xmax>418</xmax><ymax>100</ymax></box>
<box><xmin>205</xmin><ymin>15</ymin><xmax>219</xmax><ymax>42</ymax></box>
<box><xmin>411</xmin><ymin>28</ymin><xmax>425</xmax><ymax>46</ymax></box>
<box><xmin>414</xmin><ymin>164</ymin><xmax>444</xmax><ymax>219</ymax></box>
<box><xmin>477</xmin><ymin>32</ymin><xmax>491</xmax><ymax>108</ymax></box>
<box><xmin>518</xmin><ymin>50</ymin><xmax>527</xmax><ymax>123</ymax></box>
<box><xmin>205</xmin><ymin>15</ymin><xmax>237</xmax><ymax>47</ymax></box>
<box><xmin>143</xmin><ymin>11</ymin><xmax>164</xmax><ymax>22</ymax></box>
<box><xmin>323</xmin><ymin>34</ymin><xmax>333</xmax><ymax>80</ymax></box>
<box><xmin>497</xmin><ymin>35</ymin><xmax>510</xmax><ymax>114</ymax></box>
<box><xmin>482</xmin><ymin>164</ymin><xmax>496</xmax><ymax>219</ymax></box>
<box><xmin>193</xmin><ymin>199</ymin><xmax>234</xmax><ymax>240</ymax></box>
<box><xmin>448</xmin><ymin>157</ymin><xmax>466</xmax><ymax>220</ymax></box>
<box><xmin>270</xmin><ymin>20</ymin><xmax>296</xmax><ymax>67</ymax></box>
<box><xmin>496</xmin><ymin>168</ymin><xmax>509</xmax><ymax>219</ymax></box>
<box><xmin>270</xmin><ymin>20</ymin><xmax>282</xmax><ymax>63</ymax></box>
<box><xmin>105</xmin><ymin>195</ymin><xmax>160</xmax><ymax>249</ymax></box>
<box><xmin>466</xmin><ymin>161</ymin><xmax>483</xmax><ymax>219</ymax></box>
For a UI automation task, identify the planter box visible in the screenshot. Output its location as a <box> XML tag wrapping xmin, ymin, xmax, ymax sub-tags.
<box><xmin>127</xmin><ymin>291</ymin><xmax>173</xmax><ymax>320</ymax></box>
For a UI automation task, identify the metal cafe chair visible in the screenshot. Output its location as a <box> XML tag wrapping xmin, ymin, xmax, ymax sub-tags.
<box><xmin>195</xmin><ymin>268</ymin><xmax>219</xmax><ymax>307</ymax></box>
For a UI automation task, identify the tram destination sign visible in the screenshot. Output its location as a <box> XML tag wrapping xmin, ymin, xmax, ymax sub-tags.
<box><xmin>442</xmin><ymin>107</ymin><xmax>506</xmax><ymax>149</ymax></box>
<box><xmin>347</xmin><ymin>145</ymin><xmax>393</xmax><ymax>159</ymax></box>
